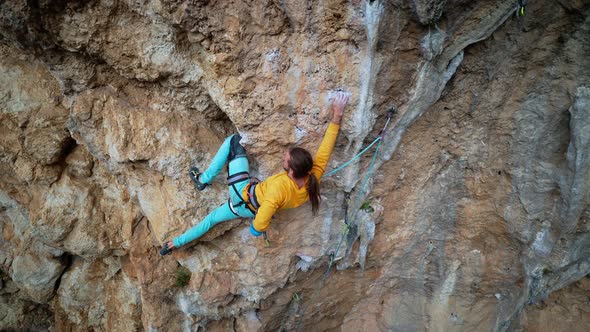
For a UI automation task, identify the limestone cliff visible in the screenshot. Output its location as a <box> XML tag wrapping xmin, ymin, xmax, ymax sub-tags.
<box><xmin>1</xmin><ymin>0</ymin><xmax>589</xmax><ymax>331</ymax></box>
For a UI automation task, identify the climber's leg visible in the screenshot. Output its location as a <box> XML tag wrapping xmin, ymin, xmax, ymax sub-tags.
<box><xmin>172</xmin><ymin>201</ymin><xmax>237</xmax><ymax>248</ymax></box>
<box><xmin>198</xmin><ymin>134</ymin><xmax>245</xmax><ymax>184</ymax></box>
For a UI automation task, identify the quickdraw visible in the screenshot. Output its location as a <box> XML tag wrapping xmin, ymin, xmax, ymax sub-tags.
<box><xmin>516</xmin><ymin>0</ymin><xmax>526</xmax><ymax>17</ymax></box>
<box><xmin>263</xmin><ymin>232</ymin><xmax>271</xmax><ymax>247</ymax></box>
<box><xmin>296</xmin><ymin>107</ymin><xmax>397</xmax><ymax>330</ymax></box>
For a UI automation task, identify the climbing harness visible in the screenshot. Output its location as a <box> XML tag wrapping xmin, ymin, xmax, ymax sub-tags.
<box><xmin>227</xmin><ymin>171</ymin><xmax>250</xmax><ymax>186</ymax></box>
<box><xmin>227</xmin><ymin>171</ymin><xmax>269</xmax><ymax>245</ymax></box>
<box><xmin>226</xmin><ymin>171</ymin><xmax>260</xmax><ymax>216</ymax></box>
<box><xmin>247</xmin><ymin>181</ymin><xmax>260</xmax><ymax>210</ymax></box>
<box><xmin>227</xmin><ymin>197</ymin><xmax>240</xmax><ymax>216</ymax></box>
<box><xmin>226</xmin><ymin>165</ymin><xmax>276</xmax><ymax>245</ymax></box>
<box><xmin>296</xmin><ymin>107</ymin><xmax>396</xmax><ymax>329</ymax></box>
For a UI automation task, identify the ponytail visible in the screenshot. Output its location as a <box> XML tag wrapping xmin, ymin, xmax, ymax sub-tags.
<box><xmin>307</xmin><ymin>173</ymin><xmax>320</xmax><ymax>216</ymax></box>
<box><xmin>288</xmin><ymin>147</ymin><xmax>321</xmax><ymax>215</ymax></box>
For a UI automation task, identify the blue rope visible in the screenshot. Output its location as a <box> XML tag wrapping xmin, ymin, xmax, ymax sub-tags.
<box><xmin>297</xmin><ymin>138</ymin><xmax>383</xmax><ymax>330</ymax></box>
<box><xmin>349</xmin><ymin>138</ymin><xmax>382</xmax><ymax>223</ymax></box>
<box><xmin>297</xmin><ymin>109</ymin><xmax>395</xmax><ymax>330</ymax></box>
<box><xmin>322</xmin><ymin>137</ymin><xmax>382</xmax><ymax>178</ymax></box>
<box><xmin>300</xmin><ymin>218</ymin><xmax>348</xmax><ymax>320</ymax></box>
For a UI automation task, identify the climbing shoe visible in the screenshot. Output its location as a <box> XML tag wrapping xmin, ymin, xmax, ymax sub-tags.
<box><xmin>189</xmin><ymin>166</ymin><xmax>209</xmax><ymax>191</ymax></box>
<box><xmin>160</xmin><ymin>241</ymin><xmax>174</xmax><ymax>256</ymax></box>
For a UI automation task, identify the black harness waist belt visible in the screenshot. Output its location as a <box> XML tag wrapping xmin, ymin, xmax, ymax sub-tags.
<box><xmin>247</xmin><ymin>183</ymin><xmax>260</xmax><ymax>210</ymax></box>
<box><xmin>226</xmin><ymin>171</ymin><xmax>260</xmax><ymax>215</ymax></box>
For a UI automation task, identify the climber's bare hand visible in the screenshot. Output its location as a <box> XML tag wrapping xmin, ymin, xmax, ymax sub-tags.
<box><xmin>331</xmin><ymin>91</ymin><xmax>349</xmax><ymax>124</ymax></box>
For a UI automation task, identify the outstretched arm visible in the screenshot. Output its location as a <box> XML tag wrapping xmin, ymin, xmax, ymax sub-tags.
<box><xmin>311</xmin><ymin>92</ymin><xmax>350</xmax><ymax>178</ymax></box>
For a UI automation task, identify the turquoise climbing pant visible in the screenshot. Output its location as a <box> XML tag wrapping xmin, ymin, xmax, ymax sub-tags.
<box><xmin>173</xmin><ymin>134</ymin><xmax>254</xmax><ymax>248</ymax></box>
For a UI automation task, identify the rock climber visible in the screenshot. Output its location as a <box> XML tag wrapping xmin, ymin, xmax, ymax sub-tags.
<box><xmin>160</xmin><ymin>91</ymin><xmax>350</xmax><ymax>255</ymax></box>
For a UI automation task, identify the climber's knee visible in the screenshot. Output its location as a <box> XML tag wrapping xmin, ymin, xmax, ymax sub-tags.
<box><xmin>228</xmin><ymin>134</ymin><xmax>247</xmax><ymax>161</ymax></box>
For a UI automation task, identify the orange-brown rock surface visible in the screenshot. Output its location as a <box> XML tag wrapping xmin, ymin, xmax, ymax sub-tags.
<box><xmin>1</xmin><ymin>0</ymin><xmax>589</xmax><ymax>331</ymax></box>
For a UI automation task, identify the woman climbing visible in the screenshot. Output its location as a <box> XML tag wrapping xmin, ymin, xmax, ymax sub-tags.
<box><xmin>160</xmin><ymin>91</ymin><xmax>350</xmax><ymax>255</ymax></box>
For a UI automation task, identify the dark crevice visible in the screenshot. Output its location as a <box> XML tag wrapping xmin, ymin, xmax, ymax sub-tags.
<box><xmin>59</xmin><ymin>136</ymin><xmax>78</xmax><ymax>161</ymax></box>
<box><xmin>51</xmin><ymin>136</ymin><xmax>78</xmax><ymax>184</ymax></box>
<box><xmin>15</xmin><ymin>0</ymin><xmax>64</xmax><ymax>54</ymax></box>
<box><xmin>53</xmin><ymin>252</ymin><xmax>74</xmax><ymax>293</ymax></box>
<box><xmin>131</xmin><ymin>216</ymin><xmax>146</xmax><ymax>237</ymax></box>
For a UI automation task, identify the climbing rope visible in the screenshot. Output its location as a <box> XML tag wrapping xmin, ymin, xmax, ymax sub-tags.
<box><xmin>322</xmin><ymin>107</ymin><xmax>394</xmax><ymax>178</ymax></box>
<box><xmin>296</xmin><ymin>107</ymin><xmax>395</xmax><ymax>330</ymax></box>
<box><xmin>322</xmin><ymin>137</ymin><xmax>381</xmax><ymax>178</ymax></box>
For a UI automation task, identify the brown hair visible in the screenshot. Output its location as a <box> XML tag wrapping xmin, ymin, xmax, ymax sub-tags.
<box><xmin>288</xmin><ymin>147</ymin><xmax>320</xmax><ymax>215</ymax></box>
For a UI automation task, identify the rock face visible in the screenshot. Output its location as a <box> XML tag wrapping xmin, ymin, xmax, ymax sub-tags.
<box><xmin>0</xmin><ymin>0</ymin><xmax>589</xmax><ymax>331</ymax></box>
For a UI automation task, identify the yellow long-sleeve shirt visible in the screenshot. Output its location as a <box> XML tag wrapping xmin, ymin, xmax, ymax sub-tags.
<box><xmin>245</xmin><ymin>122</ymin><xmax>340</xmax><ymax>232</ymax></box>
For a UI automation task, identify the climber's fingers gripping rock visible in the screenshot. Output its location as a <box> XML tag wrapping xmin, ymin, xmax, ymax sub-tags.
<box><xmin>331</xmin><ymin>91</ymin><xmax>350</xmax><ymax>124</ymax></box>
